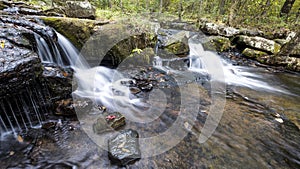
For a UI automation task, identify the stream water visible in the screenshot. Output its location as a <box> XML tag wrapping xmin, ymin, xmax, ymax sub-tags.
<box><xmin>0</xmin><ymin>28</ymin><xmax>299</xmax><ymax>168</ymax></box>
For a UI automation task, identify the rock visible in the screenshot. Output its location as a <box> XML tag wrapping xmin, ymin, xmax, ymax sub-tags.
<box><xmin>200</xmin><ymin>22</ymin><xmax>240</xmax><ymax>37</ymax></box>
<box><xmin>290</xmin><ymin>43</ymin><xmax>300</xmax><ymax>58</ymax></box>
<box><xmin>40</xmin><ymin>16</ymin><xmax>107</xmax><ymax>49</ymax></box>
<box><xmin>242</xmin><ymin>48</ymin><xmax>268</xmax><ymax>59</ymax></box>
<box><xmin>235</xmin><ymin>35</ymin><xmax>281</xmax><ymax>54</ymax></box>
<box><xmin>0</xmin><ymin>50</ymin><xmax>42</xmax><ymax>96</ymax></box>
<box><xmin>203</xmin><ymin>36</ymin><xmax>231</xmax><ymax>52</ymax></box>
<box><xmin>123</xmin><ymin>48</ymin><xmax>155</xmax><ymax>66</ymax></box>
<box><xmin>54</xmin><ymin>98</ymin><xmax>91</xmax><ymax>116</ymax></box>
<box><xmin>0</xmin><ymin>23</ymin><xmax>42</xmax><ymax>96</ymax></box>
<box><xmin>82</xmin><ymin>23</ymin><xmax>157</xmax><ymax>67</ymax></box>
<box><xmin>164</xmin><ymin>39</ymin><xmax>189</xmax><ymax>56</ymax></box>
<box><xmin>42</xmin><ymin>65</ymin><xmax>73</xmax><ymax>98</ymax></box>
<box><xmin>108</xmin><ymin>129</ymin><xmax>141</xmax><ymax>166</ymax></box>
<box><xmin>158</xmin><ymin>29</ymin><xmax>189</xmax><ymax>56</ymax></box>
<box><xmin>93</xmin><ymin>112</ymin><xmax>126</xmax><ymax>134</ymax></box>
<box><xmin>274</xmin><ymin>39</ymin><xmax>288</xmax><ymax>45</ymax></box>
<box><xmin>65</xmin><ymin>1</ymin><xmax>96</xmax><ymax>19</ymax></box>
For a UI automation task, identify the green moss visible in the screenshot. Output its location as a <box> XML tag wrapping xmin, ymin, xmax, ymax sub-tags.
<box><xmin>273</xmin><ymin>43</ymin><xmax>281</xmax><ymax>54</ymax></box>
<box><xmin>242</xmin><ymin>48</ymin><xmax>268</xmax><ymax>59</ymax></box>
<box><xmin>41</xmin><ymin>17</ymin><xmax>97</xmax><ymax>49</ymax></box>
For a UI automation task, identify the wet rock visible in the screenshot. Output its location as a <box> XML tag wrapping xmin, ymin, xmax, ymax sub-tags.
<box><xmin>54</xmin><ymin>98</ymin><xmax>91</xmax><ymax>116</ymax></box>
<box><xmin>93</xmin><ymin>112</ymin><xmax>126</xmax><ymax>134</ymax></box>
<box><xmin>42</xmin><ymin>65</ymin><xmax>73</xmax><ymax>98</ymax></box>
<box><xmin>0</xmin><ymin>42</ymin><xmax>42</xmax><ymax>96</ymax></box>
<box><xmin>203</xmin><ymin>36</ymin><xmax>231</xmax><ymax>52</ymax></box>
<box><xmin>242</xmin><ymin>48</ymin><xmax>268</xmax><ymax>59</ymax></box>
<box><xmin>108</xmin><ymin>129</ymin><xmax>141</xmax><ymax>166</ymax></box>
<box><xmin>64</xmin><ymin>1</ymin><xmax>96</xmax><ymax>20</ymax></box>
<box><xmin>164</xmin><ymin>39</ymin><xmax>189</xmax><ymax>56</ymax></box>
<box><xmin>235</xmin><ymin>35</ymin><xmax>281</xmax><ymax>54</ymax></box>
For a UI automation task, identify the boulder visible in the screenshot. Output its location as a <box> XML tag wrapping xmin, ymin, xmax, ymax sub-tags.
<box><xmin>242</xmin><ymin>48</ymin><xmax>268</xmax><ymax>59</ymax></box>
<box><xmin>108</xmin><ymin>129</ymin><xmax>141</xmax><ymax>165</ymax></box>
<box><xmin>202</xmin><ymin>36</ymin><xmax>231</xmax><ymax>52</ymax></box>
<box><xmin>158</xmin><ymin>29</ymin><xmax>189</xmax><ymax>56</ymax></box>
<box><xmin>40</xmin><ymin>17</ymin><xmax>108</xmax><ymax>49</ymax></box>
<box><xmin>235</xmin><ymin>35</ymin><xmax>281</xmax><ymax>54</ymax></box>
<box><xmin>64</xmin><ymin>1</ymin><xmax>96</xmax><ymax>19</ymax></box>
<box><xmin>81</xmin><ymin>22</ymin><xmax>157</xmax><ymax>67</ymax></box>
<box><xmin>200</xmin><ymin>22</ymin><xmax>240</xmax><ymax>37</ymax></box>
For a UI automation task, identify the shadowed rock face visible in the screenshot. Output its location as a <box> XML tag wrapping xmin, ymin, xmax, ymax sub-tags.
<box><xmin>0</xmin><ymin>14</ymin><xmax>74</xmax><ymax>131</ymax></box>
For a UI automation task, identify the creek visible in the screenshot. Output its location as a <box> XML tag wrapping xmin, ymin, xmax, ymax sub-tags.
<box><xmin>0</xmin><ymin>25</ymin><xmax>299</xmax><ymax>168</ymax></box>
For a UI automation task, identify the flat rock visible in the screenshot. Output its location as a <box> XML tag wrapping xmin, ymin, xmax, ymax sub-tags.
<box><xmin>108</xmin><ymin>129</ymin><xmax>141</xmax><ymax>166</ymax></box>
<box><xmin>93</xmin><ymin>112</ymin><xmax>126</xmax><ymax>134</ymax></box>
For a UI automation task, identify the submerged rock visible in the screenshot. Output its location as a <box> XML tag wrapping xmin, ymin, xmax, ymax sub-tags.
<box><xmin>108</xmin><ymin>129</ymin><xmax>141</xmax><ymax>166</ymax></box>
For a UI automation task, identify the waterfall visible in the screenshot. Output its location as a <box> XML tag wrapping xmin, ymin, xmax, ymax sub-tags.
<box><xmin>35</xmin><ymin>32</ymin><xmax>89</xmax><ymax>69</ymax></box>
<box><xmin>0</xmin><ymin>84</ymin><xmax>48</xmax><ymax>137</ymax></box>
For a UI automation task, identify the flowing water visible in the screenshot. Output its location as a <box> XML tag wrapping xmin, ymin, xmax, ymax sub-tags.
<box><xmin>0</xmin><ymin>28</ymin><xmax>299</xmax><ymax>168</ymax></box>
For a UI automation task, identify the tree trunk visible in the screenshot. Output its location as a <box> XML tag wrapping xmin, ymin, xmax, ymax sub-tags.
<box><xmin>178</xmin><ymin>0</ymin><xmax>183</xmax><ymax>21</ymax></box>
<box><xmin>159</xmin><ymin>0</ymin><xmax>163</xmax><ymax>13</ymax></box>
<box><xmin>227</xmin><ymin>0</ymin><xmax>238</xmax><ymax>26</ymax></box>
<box><xmin>280</xmin><ymin>0</ymin><xmax>296</xmax><ymax>17</ymax></box>
<box><xmin>219</xmin><ymin>0</ymin><xmax>226</xmax><ymax>15</ymax></box>
<box><xmin>260</xmin><ymin>0</ymin><xmax>271</xmax><ymax>16</ymax></box>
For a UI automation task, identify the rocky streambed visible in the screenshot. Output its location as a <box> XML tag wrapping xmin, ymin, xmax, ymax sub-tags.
<box><xmin>0</xmin><ymin>1</ymin><xmax>300</xmax><ymax>169</ymax></box>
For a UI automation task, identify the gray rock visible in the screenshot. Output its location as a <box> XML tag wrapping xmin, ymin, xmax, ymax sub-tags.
<box><xmin>65</xmin><ymin>1</ymin><xmax>96</xmax><ymax>19</ymax></box>
<box><xmin>290</xmin><ymin>43</ymin><xmax>300</xmax><ymax>58</ymax></box>
<box><xmin>108</xmin><ymin>129</ymin><xmax>141</xmax><ymax>165</ymax></box>
<box><xmin>93</xmin><ymin>112</ymin><xmax>126</xmax><ymax>134</ymax></box>
<box><xmin>235</xmin><ymin>35</ymin><xmax>281</xmax><ymax>54</ymax></box>
<box><xmin>200</xmin><ymin>22</ymin><xmax>240</xmax><ymax>37</ymax></box>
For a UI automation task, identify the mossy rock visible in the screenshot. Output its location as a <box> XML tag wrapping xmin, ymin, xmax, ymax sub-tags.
<box><xmin>242</xmin><ymin>48</ymin><xmax>268</xmax><ymax>59</ymax></box>
<box><xmin>203</xmin><ymin>36</ymin><xmax>231</xmax><ymax>52</ymax></box>
<box><xmin>40</xmin><ymin>16</ymin><xmax>107</xmax><ymax>49</ymax></box>
<box><xmin>81</xmin><ymin>22</ymin><xmax>157</xmax><ymax>67</ymax></box>
<box><xmin>235</xmin><ymin>35</ymin><xmax>282</xmax><ymax>54</ymax></box>
<box><xmin>164</xmin><ymin>39</ymin><xmax>189</xmax><ymax>56</ymax></box>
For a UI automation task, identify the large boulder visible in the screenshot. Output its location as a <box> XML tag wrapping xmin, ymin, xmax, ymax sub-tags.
<box><xmin>235</xmin><ymin>35</ymin><xmax>281</xmax><ymax>54</ymax></box>
<box><xmin>158</xmin><ymin>29</ymin><xmax>189</xmax><ymax>57</ymax></box>
<box><xmin>199</xmin><ymin>22</ymin><xmax>240</xmax><ymax>37</ymax></box>
<box><xmin>40</xmin><ymin>17</ymin><xmax>108</xmax><ymax>49</ymax></box>
<box><xmin>202</xmin><ymin>36</ymin><xmax>231</xmax><ymax>52</ymax></box>
<box><xmin>64</xmin><ymin>1</ymin><xmax>96</xmax><ymax>19</ymax></box>
<box><xmin>81</xmin><ymin>22</ymin><xmax>157</xmax><ymax>67</ymax></box>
